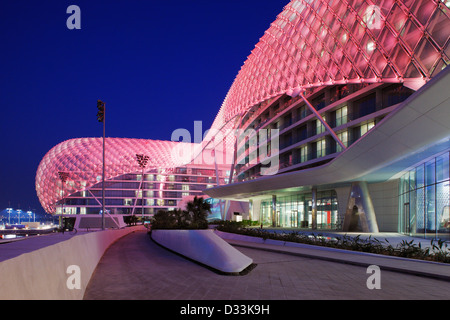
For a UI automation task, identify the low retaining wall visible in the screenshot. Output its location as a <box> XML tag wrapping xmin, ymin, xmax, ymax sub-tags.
<box><xmin>151</xmin><ymin>229</ymin><xmax>253</xmax><ymax>274</ymax></box>
<box><xmin>0</xmin><ymin>226</ymin><xmax>142</xmax><ymax>300</ymax></box>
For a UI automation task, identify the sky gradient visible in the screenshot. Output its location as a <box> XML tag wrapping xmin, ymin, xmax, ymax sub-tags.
<box><xmin>0</xmin><ymin>0</ymin><xmax>286</xmax><ymax>216</ymax></box>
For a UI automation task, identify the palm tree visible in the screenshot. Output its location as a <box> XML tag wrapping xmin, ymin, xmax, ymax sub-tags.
<box><xmin>185</xmin><ymin>196</ymin><xmax>211</xmax><ymax>229</ymax></box>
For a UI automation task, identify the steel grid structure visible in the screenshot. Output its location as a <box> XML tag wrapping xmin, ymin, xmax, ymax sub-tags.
<box><xmin>36</xmin><ymin>138</ymin><xmax>222</xmax><ymax>214</ymax></box>
<box><xmin>205</xmin><ymin>0</ymin><xmax>450</xmax><ymax>152</ymax></box>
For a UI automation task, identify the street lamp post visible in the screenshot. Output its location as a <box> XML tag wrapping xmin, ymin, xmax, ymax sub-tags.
<box><xmin>17</xmin><ymin>209</ymin><xmax>22</xmax><ymax>224</ymax></box>
<box><xmin>135</xmin><ymin>154</ymin><xmax>149</xmax><ymax>219</ymax></box>
<box><xmin>97</xmin><ymin>100</ymin><xmax>106</xmax><ymax>230</ymax></box>
<box><xmin>6</xmin><ymin>208</ymin><xmax>12</xmax><ymax>224</ymax></box>
<box><xmin>58</xmin><ymin>171</ymin><xmax>69</xmax><ymax>228</ymax></box>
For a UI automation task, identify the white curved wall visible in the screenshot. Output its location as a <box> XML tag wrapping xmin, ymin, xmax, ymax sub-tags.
<box><xmin>0</xmin><ymin>226</ymin><xmax>141</xmax><ymax>300</ymax></box>
<box><xmin>151</xmin><ymin>229</ymin><xmax>253</xmax><ymax>274</ymax></box>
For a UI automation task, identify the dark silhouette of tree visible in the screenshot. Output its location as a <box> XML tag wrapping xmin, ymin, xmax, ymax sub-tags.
<box><xmin>151</xmin><ymin>197</ymin><xmax>211</xmax><ymax>229</ymax></box>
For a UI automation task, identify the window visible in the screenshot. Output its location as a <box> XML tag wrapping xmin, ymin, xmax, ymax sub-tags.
<box><xmin>360</xmin><ymin>121</ymin><xmax>375</xmax><ymax>136</ymax></box>
<box><xmin>436</xmin><ymin>153</ymin><xmax>449</xmax><ymax>182</ymax></box>
<box><xmin>335</xmin><ymin>105</ymin><xmax>348</xmax><ymax>127</ymax></box>
<box><xmin>316</xmin><ymin>118</ymin><xmax>326</xmax><ymax>134</ymax></box>
<box><xmin>399</xmin><ymin>151</ymin><xmax>450</xmax><ymax>239</ymax></box>
<box><xmin>298</xmin><ymin>105</ymin><xmax>307</xmax><ymax>120</ymax></box>
<box><xmin>316</xmin><ymin>138</ymin><xmax>326</xmax><ymax>158</ymax></box>
<box><xmin>336</xmin><ymin>130</ymin><xmax>348</xmax><ymax>152</ymax></box>
<box><xmin>296</xmin><ymin>125</ymin><xmax>308</xmax><ymax>142</ymax></box>
<box><xmin>425</xmin><ymin>159</ymin><xmax>435</xmax><ymax>186</ymax></box>
<box><xmin>354</xmin><ymin>93</ymin><xmax>376</xmax><ymax>118</ymax></box>
<box><xmin>300</xmin><ymin>145</ymin><xmax>308</xmax><ymax>163</ymax></box>
<box><xmin>382</xmin><ymin>85</ymin><xmax>414</xmax><ymax>107</ymax></box>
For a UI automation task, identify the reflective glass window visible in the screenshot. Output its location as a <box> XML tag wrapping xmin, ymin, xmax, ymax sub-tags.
<box><xmin>436</xmin><ymin>152</ymin><xmax>449</xmax><ymax>182</ymax></box>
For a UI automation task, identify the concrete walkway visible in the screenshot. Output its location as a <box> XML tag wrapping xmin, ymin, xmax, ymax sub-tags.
<box><xmin>84</xmin><ymin>229</ymin><xmax>450</xmax><ymax>300</ymax></box>
<box><xmin>1</xmin><ymin>227</ymin><xmax>448</xmax><ymax>300</ymax></box>
<box><xmin>216</xmin><ymin>231</ymin><xmax>450</xmax><ymax>282</ymax></box>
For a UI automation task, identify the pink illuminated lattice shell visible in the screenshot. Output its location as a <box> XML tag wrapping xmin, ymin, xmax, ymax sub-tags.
<box><xmin>35</xmin><ymin>138</ymin><xmax>195</xmax><ymax>213</ymax></box>
<box><xmin>36</xmin><ymin>0</ymin><xmax>450</xmax><ymax>213</ymax></box>
<box><xmin>207</xmin><ymin>0</ymin><xmax>450</xmax><ymax>140</ymax></box>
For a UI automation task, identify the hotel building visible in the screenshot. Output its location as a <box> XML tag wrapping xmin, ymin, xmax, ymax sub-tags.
<box><xmin>204</xmin><ymin>0</ymin><xmax>450</xmax><ymax>239</ymax></box>
<box><xmin>36</xmin><ymin>0</ymin><xmax>450</xmax><ymax>238</ymax></box>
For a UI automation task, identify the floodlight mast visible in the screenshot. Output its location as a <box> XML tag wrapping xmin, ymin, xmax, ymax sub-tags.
<box><xmin>97</xmin><ymin>100</ymin><xmax>106</xmax><ymax>230</ymax></box>
<box><xmin>58</xmin><ymin>171</ymin><xmax>69</xmax><ymax>228</ymax></box>
<box><xmin>136</xmin><ymin>154</ymin><xmax>149</xmax><ymax>220</ymax></box>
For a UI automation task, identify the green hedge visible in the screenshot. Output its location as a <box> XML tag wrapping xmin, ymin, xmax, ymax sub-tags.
<box><xmin>215</xmin><ymin>221</ymin><xmax>450</xmax><ymax>263</ymax></box>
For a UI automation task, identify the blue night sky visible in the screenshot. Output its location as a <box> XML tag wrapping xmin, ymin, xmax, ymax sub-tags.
<box><xmin>0</xmin><ymin>0</ymin><xmax>286</xmax><ymax>215</ymax></box>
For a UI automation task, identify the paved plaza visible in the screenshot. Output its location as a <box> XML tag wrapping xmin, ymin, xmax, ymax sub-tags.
<box><xmin>83</xmin><ymin>229</ymin><xmax>450</xmax><ymax>300</ymax></box>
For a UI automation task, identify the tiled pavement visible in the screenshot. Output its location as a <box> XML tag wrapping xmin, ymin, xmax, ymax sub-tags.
<box><xmin>83</xmin><ymin>229</ymin><xmax>450</xmax><ymax>300</ymax></box>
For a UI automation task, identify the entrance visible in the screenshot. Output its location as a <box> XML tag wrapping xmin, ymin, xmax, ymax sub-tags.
<box><xmin>348</xmin><ymin>205</ymin><xmax>360</xmax><ymax>232</ymax></box>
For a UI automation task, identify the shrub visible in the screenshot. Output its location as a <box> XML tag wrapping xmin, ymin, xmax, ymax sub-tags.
<box><xmin>215</xmin><ymin>223</ymin><xmax>450</xmax><ymax>263</ymax></box>
<box><xmin>151</xmin><ymin>210</ymin><xmax>179</xmax><ymax>229</ymax></box>
<box><xmin>151</xmin><ymin>196</ymin><xmax>211</xmax><ymax>230</ymax></box>
<box><xmin>123</xmin><ymin>215</ymin><xmax>139</xmax><ymax>226</ymax></box>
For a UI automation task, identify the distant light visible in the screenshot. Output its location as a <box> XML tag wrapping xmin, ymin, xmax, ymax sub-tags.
<box><xmin>367</xmin><ymin>41</ymin><xmax>375</xmax><ymax>52</ymax></box>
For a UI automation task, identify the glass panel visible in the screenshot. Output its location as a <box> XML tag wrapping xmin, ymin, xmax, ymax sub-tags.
<box><xmin>410</xmin><ymin>189</ymin><xmax>417</xmax><ymax>236</ymax></box>
<box><xmin>401</xmin><ymin>19</ymin><xmax>421</xmax><ymax>51</ymax></box>
<box><xmin>415</xmin><ymin>38</ymin><xmax>441</xmax><ymax>74</ymax></box>
<box><xmin>416</xmin><ymin>164</ymin><xmax>424</xmax><ymax>188</ymax></box>
<box><xmin>409</xmin><ymin>169</ymin><xmax>416</xmax><ymax>191</ymax></box>
<box><xmin>416</xmin><ymin>187</ymin><xmax>425</xmax><ymax>237</ymax></box>
<box><xmin>425</xmin><ymin>185</ymin><xmax>436</xmax><ymax>238</ymax></box>
<box><xmin>400</xmin><ymin>192</ymin><xmax>409</xmax><ymax>233</ymax></box>
<box><xmin>316</xmin><ymin>139</ymin><xmax>326</xmax><ymax>158</ymax></box>
<box><xmin>425</xmin><ymin>159</ymin><xmax>435</xmax><ymax>186</ymax></box>
<box><xmin>436</xmin><ymin>181</ymin><xmax>450</xmax><ymax>239</ymax></box>
<box><xmin>436</xmin><ymin>152</ymin><xmax>449</xmax><ymax>183</ymax></box>
<box><xmin>399</xmin><ymin>174</ymin><xmax>405</xmax><ymax>195</ymax></box>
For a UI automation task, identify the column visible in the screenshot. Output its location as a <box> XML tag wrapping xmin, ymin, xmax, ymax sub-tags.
<box><xmin>272</xmin><ymin>195</ymin><xmax>277</xmax><ymax>227</ymax></box>
<box><xmin>311</xmin><ymin>188</ymin><xmax>317</xmax><ymax>230</ymax></box>
<box><xmin>342</xmin><ymin>181</ymin><xmax>379</xmax><ymax>233</ymax></box>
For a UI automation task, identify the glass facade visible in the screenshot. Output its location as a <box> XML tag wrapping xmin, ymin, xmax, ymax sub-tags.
<box><xmin>399</xmin><ymin>151</ymin><xmax>450</xmax><ymax>239</ymax></box>
<box><xmin>260</xmin><ymin>190</ymin><xmax>339</xmax><ymax>230</ymax></box>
